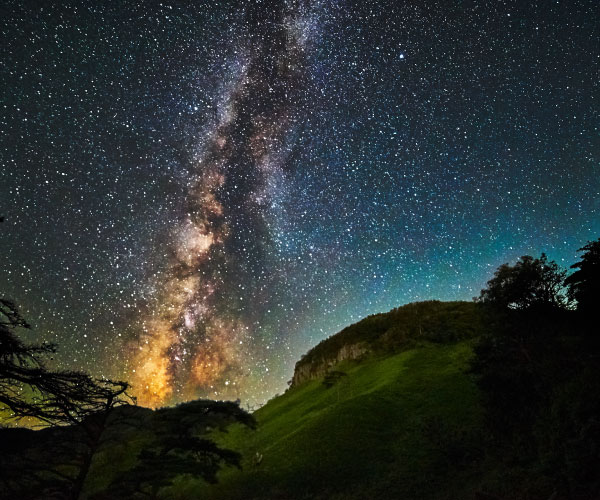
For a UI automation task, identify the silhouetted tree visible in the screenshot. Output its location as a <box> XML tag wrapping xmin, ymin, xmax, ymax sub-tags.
<box><xmin>565</xmin><ymin>238</ymin><xmax>600</xmax><ymax>315</ymax></box>
<box><xmin>0</xmin><ymin>298</ymin><xmax>133</xmax><ymax>499</ymax></box>
<box><xmin>97</xmin><ymin>400</ymin><xmax>256</xmax><ymax>499</ymax></box>
<box><xmin>534</xmin><ymin>237</ymin><xmax>600</xmax><ymax>494</ymax></box>
<box><xmin>477</xmin><ymin>254</ymin><xmax>567</xmax><ymax>311</ymax></box>
<box><xmin>0</xmin><ymin>298</ymin><xmax>131</xmax><ymax>426</ymax></box>
<box><xmin>473</xmin><ymin>254</ymin><xmax>568</xmax><ymax>373</ymax></box>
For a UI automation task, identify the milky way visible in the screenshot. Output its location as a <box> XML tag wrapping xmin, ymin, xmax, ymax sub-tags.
<box><xmin>129</xmin><ymin>0</ymin><xmax>317</xmax><ymax>406</ymax></box>
<box><xmin>1</xmin><ymin>0</ymin><xmax>598</xmax><ymax>407</ymax></box>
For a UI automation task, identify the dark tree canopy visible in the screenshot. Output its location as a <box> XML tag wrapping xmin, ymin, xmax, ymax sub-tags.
<box><xmin>0</xmin><ymin>298</ymin><xmax>131</xmax><ymax>426</ymax></box>
<box><xmin>477</xmin><ymin>254</ymin><xmax>567</xmax><ymax>311</ymax></box>
<box><xmin>565</xmin><ymin>238</ymin><xmax>600</xmax><ymax>314</ymax></box>
<box><xmin>98</xmin><ymin>400</ymin><xmax>256</xmax><ymax>499</ymax></box>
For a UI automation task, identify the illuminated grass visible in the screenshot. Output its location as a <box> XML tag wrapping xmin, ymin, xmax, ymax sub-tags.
<box><xmin>173</xmin><ymin>341</ymin><xmax>484</xmax><ymax>500</ymax></box>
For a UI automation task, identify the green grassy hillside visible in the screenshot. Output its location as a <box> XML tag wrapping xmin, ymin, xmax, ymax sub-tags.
<box><xmin>169</xmin><ymin>340</ymin><xmax>487</xmax><ymax>500</ymax></box>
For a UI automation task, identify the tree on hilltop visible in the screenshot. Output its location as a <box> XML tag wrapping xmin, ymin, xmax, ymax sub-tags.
<box><xmin>477</xmin><ymin>254</ymin><xmax>567</xmax><ymax>311</ymax></box>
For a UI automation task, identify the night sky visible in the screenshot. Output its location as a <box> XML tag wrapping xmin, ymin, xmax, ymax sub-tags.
<box><xmin>1</xmin><ymin>0</ymin><xmax>598</xmax><ymax>407</ymax></box>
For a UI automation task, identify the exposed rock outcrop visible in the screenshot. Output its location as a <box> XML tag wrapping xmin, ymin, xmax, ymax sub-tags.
<box><xmin>291</xmin><ymin>342</ymin><xmax>369</xmax><ymax>387</ymax></box>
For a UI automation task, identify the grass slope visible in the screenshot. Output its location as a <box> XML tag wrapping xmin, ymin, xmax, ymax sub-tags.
<box><xmin>170</xmin><ymin>341</ymin><xmax>484</xmax><ymax>500</ymax></box>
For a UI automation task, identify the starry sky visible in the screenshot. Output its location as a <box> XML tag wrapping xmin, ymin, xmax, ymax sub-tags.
<box><xmin>1</xmin><ymin>0</ymin><xmax>598</xmax><ymax>407</ymax></box>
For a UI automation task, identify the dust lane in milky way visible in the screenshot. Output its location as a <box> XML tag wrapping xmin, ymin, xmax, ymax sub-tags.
<box><xmin>129</xmin><ymin>0</ymin><xmax>316</xmax><ymax>407</ymax></box>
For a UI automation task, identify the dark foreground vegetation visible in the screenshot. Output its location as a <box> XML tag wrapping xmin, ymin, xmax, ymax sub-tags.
<box><xmin>0</xmin><ymin>298</ymin><xmax>255</xmax><ymax>499</ymax></box>
<box><xmin>1</xmin><ymin>238</ymin><xmax>599</xmax><ymax>499</ymax></box>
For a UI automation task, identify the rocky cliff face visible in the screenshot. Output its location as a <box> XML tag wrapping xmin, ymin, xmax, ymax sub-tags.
<box><xmin>291</xmin><ymin>342</ymin><xmax>370</xmax><ymax>387</ymax></box>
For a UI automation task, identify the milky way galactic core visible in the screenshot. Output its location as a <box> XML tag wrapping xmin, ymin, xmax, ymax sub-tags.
<box><xmin>1</xmin><ymin>0</ymin><xmax>598</xmax><ymax>407</ymax></box>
